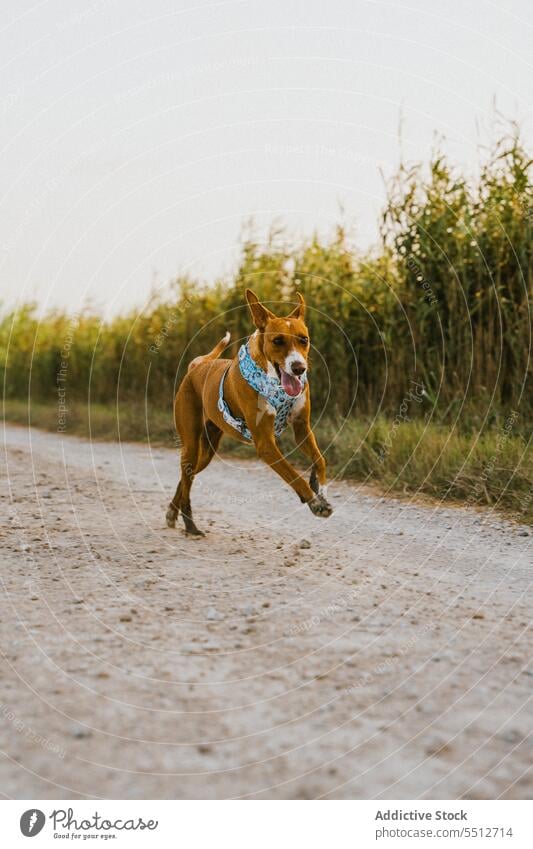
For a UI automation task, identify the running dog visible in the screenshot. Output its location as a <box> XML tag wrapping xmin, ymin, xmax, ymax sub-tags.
<box><xmin>166</xmin><ymin>289</ymin><xmax>333</xmax><ymax>535</ymax></box>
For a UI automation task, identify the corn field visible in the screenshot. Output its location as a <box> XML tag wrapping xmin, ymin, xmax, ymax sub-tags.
<box><xmin>1</xmin><ymin>133</ymin><xmax>531</xmax><ymax>435</ymax></box>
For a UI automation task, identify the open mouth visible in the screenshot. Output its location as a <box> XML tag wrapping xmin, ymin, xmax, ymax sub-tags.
<box><xmin>275</xmin><ymin>363</ymin><xmax>304</xmax><ymax>397</ymax></box>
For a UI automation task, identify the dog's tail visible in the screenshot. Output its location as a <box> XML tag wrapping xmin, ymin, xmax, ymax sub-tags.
<box><xmin>188</xmin><ymin>331</ymin><xmax>231</xmax><ymax>372</ymax></box>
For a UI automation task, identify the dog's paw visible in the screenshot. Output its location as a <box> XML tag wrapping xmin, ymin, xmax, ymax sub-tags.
<box><xmin>165</xmin><ymin>507</ymin><xmax>177</xmax><ymax>528</ymax></box>
<box><xmin>308</xmin><ymin>493</ymin><xmax>333</xmax><ymax>518</ymax></box>
<box><xmin>185</xmin><ymin>526</ymin><xmax>205</xmax><ymax>537</ymax></box>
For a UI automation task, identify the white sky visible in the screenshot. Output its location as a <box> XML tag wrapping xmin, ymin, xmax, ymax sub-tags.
<box><xmin>1</xmin><ymin>0</ymin><xmax>532</xmax><ymax>316</ymax></box>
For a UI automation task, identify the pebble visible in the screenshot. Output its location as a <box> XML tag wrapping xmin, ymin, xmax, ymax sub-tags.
<box><xmin>299</xmin><ymin>539</ymin><xmax>311</xmax><ymax>549</ymax></box>
<box><xmin>206</xmin><ymin>606</ymin><xmax>224</xmax><ymax>621</ymax></box>
<box><xmin>69</xmin><ymin>724</ymin><xmax>92</xmax><ymax>739</ymax></box>
<box><xmin>500</xmin><ymin>729</ymin><xmax>523</xmax><ymax>744</ymax></box>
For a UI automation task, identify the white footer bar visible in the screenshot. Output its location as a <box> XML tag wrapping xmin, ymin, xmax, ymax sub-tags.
<box><xmin>3</xmin><ymin>799</ymin><xmax>532</xmax><ymax>848</ymax></box>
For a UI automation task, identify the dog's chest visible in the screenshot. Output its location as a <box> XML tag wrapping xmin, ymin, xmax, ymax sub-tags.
<box><xmin>288</xmin><ymin>393</ymin><xmax>306</xmax><ymax>421</ymax></box>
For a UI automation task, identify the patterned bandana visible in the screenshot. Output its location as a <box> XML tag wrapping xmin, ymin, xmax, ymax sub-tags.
<box><xmin>218</xmin><ymin>341</ymin><xmax>307</xmax><ymax>442</ymax></box>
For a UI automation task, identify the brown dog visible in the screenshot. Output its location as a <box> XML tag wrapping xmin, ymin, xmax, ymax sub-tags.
<box><xmin>166</xmin><ymin>289</ymin><xmax>333</xmax><ymax>535</ymax></box>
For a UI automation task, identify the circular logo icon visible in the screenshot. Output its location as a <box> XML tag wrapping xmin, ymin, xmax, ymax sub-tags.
<box><xmin>20</xmin><ymin>810</ymin><xmax>45</xmax><ymax>837</ymax></box>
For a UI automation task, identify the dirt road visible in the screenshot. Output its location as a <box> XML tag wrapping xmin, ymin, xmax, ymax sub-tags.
<box><xmin>1</xmin><ymin>423</ymin><xmax>531</xmax><ymax>799</ymax></box>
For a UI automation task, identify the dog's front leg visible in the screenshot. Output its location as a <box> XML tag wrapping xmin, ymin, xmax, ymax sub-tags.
<box><xmin>251</xmin><ymin>420</ymin><xmax>332</xmax><ymax>517</ymax></box>
<box><xmin>292</xmin><ymin>416</ymin><xmax>328</xmax><ymax>498</ymax></box>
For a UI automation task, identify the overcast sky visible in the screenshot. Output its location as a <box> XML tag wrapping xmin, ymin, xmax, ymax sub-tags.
<box><xmin>1</xmin><ymin>0</ymin><xmax>532</xmax><ymax>316</ymax></box>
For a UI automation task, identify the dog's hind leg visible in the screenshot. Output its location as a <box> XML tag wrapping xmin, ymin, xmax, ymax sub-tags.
<box><xmin>165</xmin><ymin>480</ymin><xmax>182</xmax><ymax>528</ymax></box>
<box><xmin>178</xmin><ymin>439</ymin><xmax>204</xmax><ymax>536</ymax></box>
<box><xmin>176</xmin><ymin>422</ymin><xmax>222</xmax><ymax>534</ymax></box>
<box><xmin>166</xmin><ymin>377</ymin><xmax>205</xmax><ymax>535</ymax></box>
<box><xmin>195</xmin><ymin>421</ymin><xmax>223</xmax><ymax>474</ymax></box>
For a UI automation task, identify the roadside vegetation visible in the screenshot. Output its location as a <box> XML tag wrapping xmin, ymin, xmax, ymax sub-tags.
<box><xmin>2</xmin><ymin>131</ymin><xmax>531</xmax><ymax>521</ymax></box>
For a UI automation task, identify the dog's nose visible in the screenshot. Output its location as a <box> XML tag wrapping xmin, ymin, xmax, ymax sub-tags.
<box><xmin>291</xmin><ymin>362</ymin><xmax>306</xmax><ymax>376</ymax></box>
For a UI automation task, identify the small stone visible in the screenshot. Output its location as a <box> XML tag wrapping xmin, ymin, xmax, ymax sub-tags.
<box><xmin>518</xmin><ymin>530</ymin><xmax>529</xmax><ymax>537</ymax></box>
<box><xmin>299</xmin><ymin>539</ymin><xmax>311</xmax><ymax>549</ymax></box>
<box><xmin>501</xmin><ymin>729</ymin><xmax>523</xmax><ymax>744</ymax></box>
<box><xmin>119</xmin><ymin>614</ymin><xmax>132</xmax><ymax>622</ymax></box>
<box><xmin>20</xmin><ymin>544</ymin><xmax>30</xmax><ymax>552</ymax></box>
<box><xmin>70</xmin><ymin>724</ymin><xmax>92</xmax><ymax>739</ymax></box>
<box><xmin>425</xmin><ymin>739</ymin><xmax>452</xmax><ymax>757</ymax></box>
<box><xmin>472</xmin><ymin>612</ymin><xmax>485</xmax><ymax>620</ymax></box>
<box><xmin>206</xmin><ymin>607</ymin><xmax>224</xmax><ymax>621</ymax></box>
<box><xmin>197</xmin><ymin>743</ymin><xmax>212</xmax><ymax>754</ymax></box>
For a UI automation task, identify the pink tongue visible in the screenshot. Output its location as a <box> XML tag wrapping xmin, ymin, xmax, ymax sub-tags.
<box><xmin>280</xmin><ymin>369</ymin><xmax>302</xmax><ymax>397</ymax></box>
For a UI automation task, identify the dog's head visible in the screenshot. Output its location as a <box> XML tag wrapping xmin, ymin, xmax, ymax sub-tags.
<box><xmin>245</xmin><ymin>289</ymin><xmax>309</xmax><ymax>397</ymax></box>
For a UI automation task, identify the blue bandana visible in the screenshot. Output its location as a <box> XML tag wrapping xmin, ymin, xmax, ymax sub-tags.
<box><xmin>217</xmin><ymin>341</ymin><xmax>307</xmax><ymax>442</ymax></box>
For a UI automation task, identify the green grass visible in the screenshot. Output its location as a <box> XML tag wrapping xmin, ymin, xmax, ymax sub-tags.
<box><xmin>4</xmin><ymin>400</ymin><xmax>531</xmax><ymax>524</ymax></box>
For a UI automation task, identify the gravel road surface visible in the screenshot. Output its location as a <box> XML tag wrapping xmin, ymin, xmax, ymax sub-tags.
<box><xmin>1</xmin><ymin>423</ymin><xmax>531</xmax><ymax>799</ymax></box>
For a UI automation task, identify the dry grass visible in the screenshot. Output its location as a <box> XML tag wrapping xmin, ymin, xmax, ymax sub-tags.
<box><xmin>4</xmin><ymin>400</ymin><xmax>531</xmax><ymax>523</ymax></box>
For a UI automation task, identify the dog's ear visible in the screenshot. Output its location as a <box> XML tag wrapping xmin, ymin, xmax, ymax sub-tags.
<box><xmin>245</xmin><ymin>289</ymin><xmax>275</xmax><ymax>330</ymax></box>
<box><xmin>287</xmin><ymin>291</ymin><xmax>305</xmax><ymax>321</ymax></box>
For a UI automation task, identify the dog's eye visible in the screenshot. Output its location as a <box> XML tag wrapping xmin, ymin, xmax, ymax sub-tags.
<box><xmin>299</xmin><ymin>336</ymin><xmax>309</xmax><ymax>346</ymax></box>
<box><xmin>272</xmin><ymin>336</ymin><xmax>285</xmax><ymax>346</ymax></box>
